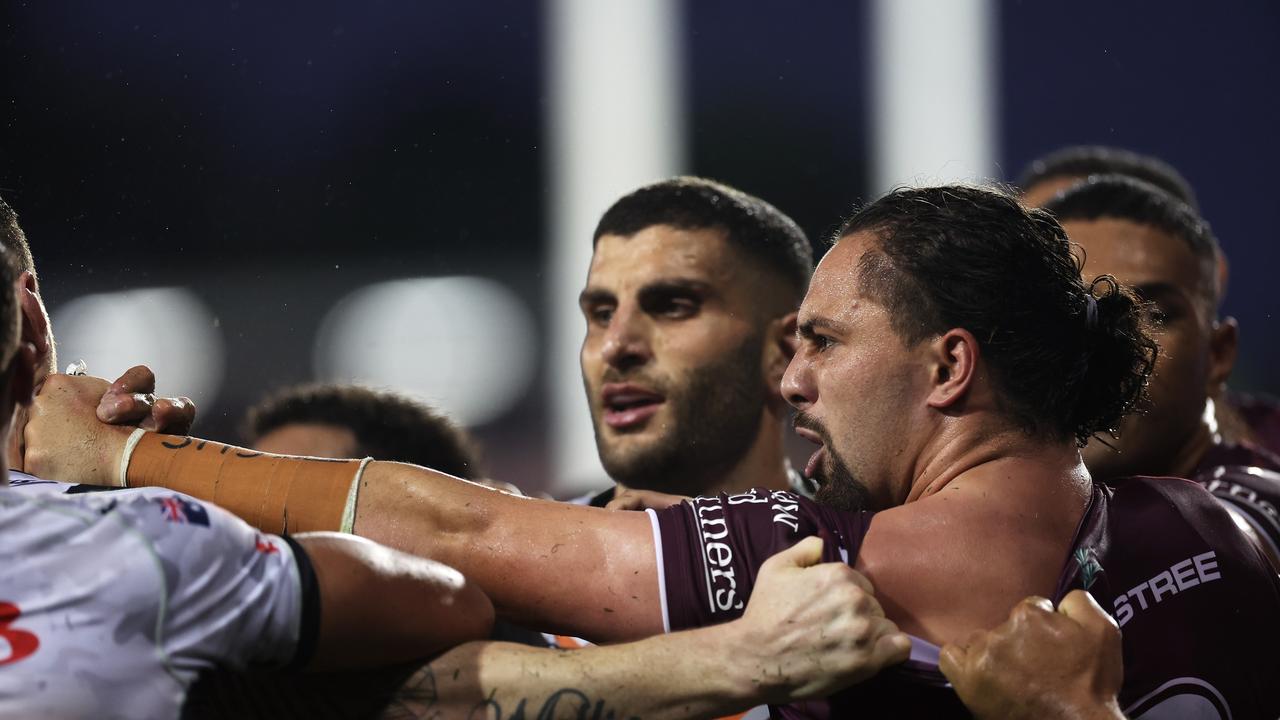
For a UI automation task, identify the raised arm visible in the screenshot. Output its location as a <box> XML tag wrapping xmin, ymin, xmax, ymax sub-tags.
<box><xmin>24</xmin><ymin>374</ymin><xmax>664</xmax><ymax>642</ymax></box>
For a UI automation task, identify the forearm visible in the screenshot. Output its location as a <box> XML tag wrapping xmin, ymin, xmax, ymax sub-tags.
<box><xmin>419</xmin><ymin>629</ymin><xmax>765</xmax><ymax>720</ymax></box>
<box><xmin>120</xmin><ymin>433</ymin><xmax>663</xmax><ymax>641</ymax></box>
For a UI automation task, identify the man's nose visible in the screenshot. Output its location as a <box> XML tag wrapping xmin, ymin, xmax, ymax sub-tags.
<box><xmin>600</xmin><ymin>306</ymin><xmax>652</xmax><ymax>372</ymax></box>
<box><xmin>781</xmin><ymin>352</ymin><xmax>815</xmax><ymax>410</ymax></box>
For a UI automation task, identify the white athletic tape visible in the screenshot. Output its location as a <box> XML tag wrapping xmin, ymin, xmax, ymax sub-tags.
<box><xmin>340</xmin><ymin>457</ymin><xmax>374</xmax><ymax>534</ymax></box>
<box><xmin>117</xmin><ymin>427</ymin><xmax>148</xmax><ymax>488</ymax></box>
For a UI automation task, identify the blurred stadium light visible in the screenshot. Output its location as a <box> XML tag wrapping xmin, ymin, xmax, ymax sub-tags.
<box><xmin>314</xmin><ymin>276</ymin><xmax>537</xmax><ymax>427</ymax></box>
<box><xmin>53</xmin><ymin>287</ymin><xmax>225</xmax><ymax>407</ymax></box>
<box><xmin>547</xmin><ymin>0</ymin><xmax>686</xmax><ymax>495</ymax></box>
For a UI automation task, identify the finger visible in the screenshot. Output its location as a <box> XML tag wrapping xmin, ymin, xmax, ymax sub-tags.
<box><xmin>938</xmin><ymin>641</ymin><xmax>968</xmax><ymax>683</ymax></box>
<box><xmin>871</xmin><ymin>630</ymin><xmax>912</xmax><ymax>668</ymax></box>
<box><xmin>765</xmin><ymin>536</ymin><xmax>826</xmax><ymax>570</ymax></box>
<box><xmin>109</xmin><ymin>365</ymin><xmax>158</xmax><ymax>395</ymax></box>
<box><xmin>97</xmin><ymin>391</ymin><xmax>154</xmax><ymax>424</ymax></box>
<box><xmin>1057</xmin><ymin>590</ymin><xmax>1118</xmax><ymax>635</ymax></box>
<box><xmin>146</xmin><ymin>396</ymin><xmax>196</xmax><ymax>435</ymax></box>
<box><xmin>1010</xmin><ymin>595</ymin><xmax>1054</xmax><ymax>624</ymax></box>
<box><xmin>822</xmin><ymin>563</ymin><xmax>875</xmax><ymax>595</ymax></box>
<box><xmin>605</xmin><ymin>494</ymin><xmax>646</xmax><ymax>511</ymax></box>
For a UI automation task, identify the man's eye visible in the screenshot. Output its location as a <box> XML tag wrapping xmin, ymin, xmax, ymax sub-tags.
<box><xmin>588</xmin><ymin>306</ymin><xmax>614</xmax><ymax>325</ymax></box>
<box><xmin>813</xmin><ymin>335</ymin><xmax>833</xmax><ymax>352</ymax></box>
<box><xmin>653</xmin><ymin>298</ymin><xmax>699</xmax><ymax>319</ymax></box>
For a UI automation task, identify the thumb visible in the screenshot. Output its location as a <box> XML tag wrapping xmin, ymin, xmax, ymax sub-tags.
<box><xmin>768</xmin><ymin>536</ymin><xmax>826</xmax><ymax>570</ymax></box>
<box><xmin>1057</xmin><ymin>590</ymin><xmax>1118</xmax><ymax>636</ymax></box>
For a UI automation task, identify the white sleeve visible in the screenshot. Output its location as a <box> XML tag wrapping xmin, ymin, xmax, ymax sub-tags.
<box><xmin>113</xmin><ymin>488</ymin><xmax>318</xmax><ymax>673</ymax></box>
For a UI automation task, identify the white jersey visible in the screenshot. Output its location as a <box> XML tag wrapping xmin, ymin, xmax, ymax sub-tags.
<box><xmin>0</xmin><ymin>473</ymin><xmax>316</xmax><ymax>720</ymax></box>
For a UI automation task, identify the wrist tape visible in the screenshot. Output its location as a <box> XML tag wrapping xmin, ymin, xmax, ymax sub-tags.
<box><xmin>119</xmin><ymin>431</ymin><xmax>371</xmax><ymax>535</ymax></box>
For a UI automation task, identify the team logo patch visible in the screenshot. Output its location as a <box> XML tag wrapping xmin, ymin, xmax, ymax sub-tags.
<box><xmin>1073</xmin><ymin>547</ymin><xmax>1103</xmax><ymax>590</ymax></box>
<box><xmin>152</xmin><ymin>495</ymin><xmax>210</xmax><ymax>526</ymax></box>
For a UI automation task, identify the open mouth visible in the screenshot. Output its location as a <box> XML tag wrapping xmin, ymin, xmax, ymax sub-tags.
<box><xmin>601</xmin><ymin>384</ymin><xmax>665</xmax><ymax>430</ymax></box>
<box><xmin>793</xmin><ymin>425</ymin><xmax>827</xmax><ymax>480</ymax></box>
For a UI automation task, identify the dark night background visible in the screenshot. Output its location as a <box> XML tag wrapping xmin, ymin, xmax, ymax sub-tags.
<box><xmin>2</xmin><ymin>1</ymin><xmax>1276</xmax><ymax>493</ymax></box>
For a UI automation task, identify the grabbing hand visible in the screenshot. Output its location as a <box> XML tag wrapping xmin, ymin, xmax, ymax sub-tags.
<box><xmin>939</xmin><ymin>590</ymin><xmax>1124</xmax><ymax>720</ymax></box>
<box><xmin>96</xmin><ymin>365</ymin><xmax>196</xmax><ymax>435</ymax></box>
<box><xmin>729</xmin><ymin>536</ymin><xmax>911</xmax><ymax>704</ymax></box>
<box><xmin>23</xmin><ymin>374</ymin><xmax>134</xmax><ymax>485</ymax></box>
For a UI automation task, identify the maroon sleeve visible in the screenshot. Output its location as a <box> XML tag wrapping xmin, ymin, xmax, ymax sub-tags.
<box><xmin>652</xmin><ymin>487</ymin><xmax>874</xmax><ymax>631</ymax></box>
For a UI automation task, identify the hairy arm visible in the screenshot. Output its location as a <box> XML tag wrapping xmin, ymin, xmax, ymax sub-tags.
<box><xmin>186</xmin><ymin>538</ymin><xmax>910</xmax><ymax>720</ymax></box>
<box><xmin>25</xmin><ymin>374</ymin><xmax>663</xmax><ymax>642</ymax></box>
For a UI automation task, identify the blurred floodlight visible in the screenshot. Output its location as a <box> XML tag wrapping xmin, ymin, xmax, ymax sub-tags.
<box><xmin>53</xmin><ymin>287</ymin><xmax>225</xmax><ymax>406</ymax></box>
<box><xmin>315</xmin><ymin>277</ymin><xmax>536</xmax><ymax>427</ymax></box>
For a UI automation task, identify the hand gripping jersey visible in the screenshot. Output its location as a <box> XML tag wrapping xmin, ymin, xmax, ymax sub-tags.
<box><xmin>647</xmin><ymin>478</ymin><xmax>1280</xmax><ymax>719</ymax></box>
<box><xmin>0</xmin><ymin>475</ymin><xmax>318</xmax><ymax>720</ymax></box>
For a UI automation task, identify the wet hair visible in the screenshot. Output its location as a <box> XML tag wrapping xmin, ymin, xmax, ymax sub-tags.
<box><xmin>839</xmin><ymin>185</ymin><xmax>1157</xmax><ymax>445</ymax></box>
<box><xmin>1016</xmin><ymin>146</ymin><xmax>1198</xmax><ymax>210</ymax></box>
<box><xmin>593</xmin><ymin>176</ymin><xmax>813</xmax><ymax>302</ymax></box>
<box><xmin>0</xmin><ymin>194</ymin><xmax>37</xmax><ymax>277</ymax></box>
<box><xmin>1044</xmin><ymin>175</ymin><xmax>1222</xmax><ymax>311</ymax></box>
<box><xmin>244</xmin><ymin>383</ymin><xmax>483</xmax><ymax>479</ymax></box>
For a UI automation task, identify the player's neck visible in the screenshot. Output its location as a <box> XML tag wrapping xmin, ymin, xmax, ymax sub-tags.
<box><xmin>904</xmin><ymin>421</ymin><xmax>1090</xmax><ymax>506</ymax></box>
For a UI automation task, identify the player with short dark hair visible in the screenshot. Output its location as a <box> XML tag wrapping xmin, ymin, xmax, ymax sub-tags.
<box><xmin>1045</xmin><ymin>175</ymin><xmax>1280</xmax><ymax>566</ymax></box>
<box><xmin>579</xmin><ymin>176</ymin><xmax>816</xmax><ymax>505</ymax></box>
<box><xmin>27</xmin><ymin>184</ymin><xmax>1280</xmax><ymax>718</ymax></box>
<box><xmin>244</xmin><ymin>383</ymin><xmax>483</xmax><ymax>479</ymax></box>
<box><xmin>1017</xmin><ymin>145</ymin><xmax>1199</xmax><ymax>210</ymax></box>
<box><xmin>1018</xmin><ymin>146</ymin><xmax>1280</xmax><ymax>459</ymax></box>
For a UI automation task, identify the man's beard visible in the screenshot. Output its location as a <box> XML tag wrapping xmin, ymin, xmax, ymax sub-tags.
<box><xmin>794</xmin><ymin>412</ymin><xmax>873</xmax><ymax>512</ymax></box>
<box><xmin>590</xmin><ymin>335</ymin><xmax>767</xmax><ymax>496</ymax></box>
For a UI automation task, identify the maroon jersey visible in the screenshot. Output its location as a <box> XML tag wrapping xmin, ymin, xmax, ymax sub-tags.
<box><xmin>650</xmin><ymin>479</ymin><xmax>1280</xmax><ymax>719</ymax></box>
<box><xmin>1194</xmin><ymin>441</ymin><xmax>1280</xmax><ymax>561</ymax></box>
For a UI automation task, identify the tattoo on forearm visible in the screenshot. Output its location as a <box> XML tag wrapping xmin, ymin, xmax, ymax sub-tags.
<box><xmin>466</xmin><ymin>688</ymin><xmax>640</xmax><ymax>720</ymax></box>
<box><xmin>157</xmin><ymin>436</ymin><xmax>354</xmax><ymax>462</ymax></box>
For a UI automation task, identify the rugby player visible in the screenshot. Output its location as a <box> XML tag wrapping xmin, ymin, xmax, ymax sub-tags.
<box><xmin>1043</xmin><ymin>176</ymin><xmax>1280</xmax><ymax>565</ymax></box>
<box><xmin>575</xmin><ymin>176</ymin><xmax>817</xmax><ymax>506</ymax></box>
<box><xmin>0</xmin><ymin>199</ymin><xmax>914</xmax><ymax>719</ymax></box>
<box><xmin>1018</xmin><ymin>145</ymin><xmax>1280</xmax><ymax>455</ymax></box>
<box><xmin>24</xmin><ymin>186</ymin><xmax>1280</xmax><ymax>717</ymax></box>
<box><xmin>0</xmin><ymin>235</ymin><xmax>496</xmax><ymax>718</ymax></box>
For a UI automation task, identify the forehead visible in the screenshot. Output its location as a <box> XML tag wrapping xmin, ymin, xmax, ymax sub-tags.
<box><xmin>1064</xmin><ymin>217</ymin><xmax>1202</xmax><ymax>292</ymax></box>
<box><xmin>586</xmin><ymin>225</ymin><xmax>738</xmax><ymax>290</ymax></box>
<box><xmin>798</xmin><ymin>231</ymin><xmax>872</xmax><ymax>323</ymax></box>
<box><xmin>1022</xmin><ymin>175</ymin><xmax>1083</xmax><ymax>208</ymax></box>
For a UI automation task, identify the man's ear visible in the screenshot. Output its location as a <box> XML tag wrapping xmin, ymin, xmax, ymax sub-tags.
<box><xmin>1206</xmin><ymin>316</ymin><xmax>1238</xmax><ymax>396</ymax></box>
<box><xmin>763</xmin><ymin>311</ymin><xmax>799</xmax><ymax>394</ymax></box>
<box><xmin>926</xmin><ymin>328</ymin><xmax>979</xmax><ymax>409</ymax></box>
<box><xmin>16</xmin><ymin>271</ymin><xmax>54</xmax><ymax>380</ymax></box>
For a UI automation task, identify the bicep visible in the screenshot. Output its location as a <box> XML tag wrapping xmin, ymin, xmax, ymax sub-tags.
<box><xmin>353</xmin><ymin>465</ymin><xmax>663</xmax><ymax>642</ymax></box>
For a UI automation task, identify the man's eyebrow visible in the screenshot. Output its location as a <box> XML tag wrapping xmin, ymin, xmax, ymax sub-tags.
<box><xmin>637</xmin><ymin>278</ymin><xmax>714</xmax><ymax>297</ymax></box>
<box><xmin>797</xmin><ymin>317</ymin><xmax>851</xmax><ymax>338</ymax></box>
<box><xmin>578</xmin><ymin>288</ymin><xmax>615</xmax><ymax>306</ymax></box>
<box><xmin>1129</xmin><ymin>281</ymin><xmax>1192</xmax><ymax>305</ymax></box>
